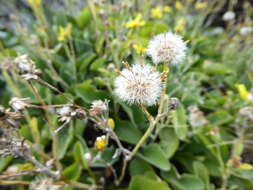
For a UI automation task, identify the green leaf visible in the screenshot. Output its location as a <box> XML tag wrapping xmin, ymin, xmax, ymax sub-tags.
<box><xmin>73</xmin><ymin>141</ymin><xmax>88</xmax><ymax>169</ymax></box>
<box><xmin>179</xmin><ymin>174</ymin><xmax>205</xmax><ymax>190</ymax></box>
<box><xmin>128</xmin><ymin>175</ymin><xmax>170</xmax><ymax>190</ymax></box>
<box><xmin>172</xmin><ymin>104</ymin><xmax>188</xmax><ymax>140</ymax></box>
<box><xmin>0</xmin><ymin>157</ymin><xmax>13</xmax><ymax>172</ymax></box>
<box><xmin>137</xmin><ymin>143</ymin><xmax>171</xmax><ymax>171</ymax></box>
<box><xmin>159</xmin><ymin>128</ymin><xmax>179</xmax><ymax>159</ymax></box>
<box><xmin>207</xmin><ymin>110</ymin><xmax>233</xmax><ymax>125</ymax></box>
<box><xmin>74</xmin><ymin>80</ymin><xmax>110</xmax><ymax>103</ymax></box>
<box><xmin>129</xmin><ymin>158</ymin><xmax>154</xmax><ymax>176</ymax></box>
<box><xmin>76</xmin><ymin>8</ymin><xmax>91</xmax><ymax>28</ymax></box>
<box><xmin>29</xmin><ymin>117</ymin><xmax>40</xmax><ymax>144</ymax></box>
<box><xmin>62</xmin><ymin>163</ymin><xmax>82</xmax><ymax>180</ymax></box>
<box><xmin>115</xmin><ymin>120</ymin><xmax>142</xmax><ymax>144</ymax></box>
<box><xmin>90</xmin><ymin>57</ymin><xmax>106</xmax><ymax>71</ymax></box>
<box><xmin>202</xmin><ymin>62</ymin><xmax>232</xmax><ymax>75</ymax></box>
<box><xmin>193</xmin><ymin>161</ymin><xmax>210</xmax><ymax>189</ymax></box>
<box><xmin>58</xmin><ymin>125</ymin><xmax>74</xmax><ymax>159</ymax></box>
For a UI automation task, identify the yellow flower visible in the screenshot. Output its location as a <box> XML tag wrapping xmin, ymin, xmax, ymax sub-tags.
<box><xmin>133</xmin><ymin>44</ymin><xmax>146</xmax><ymax>54</ymax></box>
<box><xmin>175</xmin><ymin>18</ymin><xmax>185</xmax><ymax>32</ymax></box>
<box><xmin>94</xmin><ymin>135</ymin><xmax>107</xmax><ymax>151</ymax></box>
<box><xmin>195</xmin><ymin>2</ymin><xmax>207</xmax><ymax>9</ymax></box>
<box><xmin>175</xmin><ymin>1</ymin><xmax>183</xmax><ymax>10</ymax></box>
<box><xmin>125</xmin><ymin>14</ymin><xmax>146</xmax><ymax>28</ymax></box>
<box><xmin>27</xmin><ymin>0</ymin><xmax>41</xmax><ymax>7</ymax></box>
<box><xmin>235</xmin><ymin>84</ymin><xmax>250</xmax><ymax>101</ymax></box>
<box><xmin>163</xmin><ymin>6</ymin><xmax>172</xmax><ymax>13</ymax></box>
<box><xmin>58</xmin><ymin>23</ymin><xmax>72</xmax><ymax>42</ymax></box>
<box><xmin>151</xmin><ymin>7</ymin><xmax>163</xmax><ymax>19</ymax></box>
<box><xmin>107</xmin><ymin>118</ymin><xmax>115</xmax><ymax>129</ymax></box>
<box><xmin>239</xmin><ymin>163</ymin><xmax>253</xmax><ymax>170</ymax></box>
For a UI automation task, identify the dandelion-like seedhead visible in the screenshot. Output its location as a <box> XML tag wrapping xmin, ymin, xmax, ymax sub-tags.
<box><xmin>114</xmin><ymin>64</ymin><xmax>162</xmax><ymax>106</ymax></box>
<box><xmin>147</xmin><ymin>32</ymin><xmax>187</xmax><ymax>64</ymax></box>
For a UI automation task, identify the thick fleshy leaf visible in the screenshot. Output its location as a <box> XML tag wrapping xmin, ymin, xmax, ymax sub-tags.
<box><xmin>137</xmin><ymin>143</ymin><xmax>171</xmax><ymax>171</ymax></box>
<box><xmin>128</xmin><ymin>175</ymin><xmax>170</xmax><ymax>190</ymax></box>
<box><xmin>172</xmin><ymin>104</ymin><xmax>188</xmax><ymax>140</ymax></box>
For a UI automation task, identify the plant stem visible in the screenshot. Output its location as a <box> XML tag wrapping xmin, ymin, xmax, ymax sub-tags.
<box><xmin>28</xmin><ymin>81</ymin><xmax>62</xmax><ymax>172</ymax></box>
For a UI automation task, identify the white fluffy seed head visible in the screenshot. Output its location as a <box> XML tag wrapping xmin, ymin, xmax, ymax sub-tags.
<box><xmin>222</xmin><ymin>11</ymin><xmax>235</xmax><ymax>21</ymax></box>
<box><xmin>147</xmin><ymin>32</ymin><xmax>187</xmax><ymax>64</ymax></box>
<box><xmin>114</xmin><ymin>64</ymin><xmax>162</xmax><ymax>106</ymax></box>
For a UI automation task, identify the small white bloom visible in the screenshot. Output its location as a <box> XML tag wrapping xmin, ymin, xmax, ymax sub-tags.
<box><xmin>222</xmin><ymin>11</ymin><xmax>235</xmax><ymax>21</ymax></box>
<box><xmin>9</xmin><ymin>97</ymin><xmax>30</xmax><ymax>112</ymax></box>
<box><xmin>114</xmin><ymin>64</ymin><xmax>162</xmax><ymax>105</ymax></box>
<box><xmin>240</xmin><ymin>26</ymin><xmax>253</xmax><ymax>35</ymax></box>
<box><xmin>147</xmin><ymin>32</ymin><xmax>187</xmax><ymax>64</ymax></box>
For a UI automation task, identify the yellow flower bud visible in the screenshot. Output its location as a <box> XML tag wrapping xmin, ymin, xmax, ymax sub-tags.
<box><xmin>133</xmin><ymin>44</ymin><xmax>146</xmax><ymax>54</ymax></box>
<box><xmin>195</xmin><ymin>2</ymin><xmax>207</xmax><ymax>9</ymax></box>
<box><xmin>27</xmin><ymin>0</ymin><xmax>41</xmax><ymax>7</ymax></box>
<box><xmin>125</xmin><ymin>13</ymin><xmax>146</xmax><ymax>28</ymax></box>
<box><xmin>107</xmin><ymin>118</ymin><xmax>115</xmax><ymax>129</ymax></box>
<box><xmin>151</xmin><ymin>7</ymin><xmax>163</xmax><ymax>19</ymax></box>
<box><xmin>163</xmin><ymin>6</ymin><xmax>172</xmax><ymax>13</ymax></box>
<box><xmin>58</xmin><ymin>23</ymin><xmax>72</xmax><ymax>42</ymax></box>
<box><xmin>175</xmin><ymin>1</ymin><xmax>183</xmax><ymax>10</ymax></box>
<box><xmin>95</xmin><ymin>135</ymin><xmax>107</xmax><ymax>151</ymax></box>
<box><xmin>235</xmin><ymin>84</ymin><xmax>251</xmax><ymax>101</ymax></box>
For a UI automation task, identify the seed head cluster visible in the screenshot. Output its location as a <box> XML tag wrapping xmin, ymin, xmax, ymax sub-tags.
<box><xmin>114</xmin><ymin>64</ymin><xmax>162</xmax><ymax>106</ymax></box>
<box><xmin>147</xmin><ymin>32</ymin><xmax>187</xmax><ymax>64</ymax></box>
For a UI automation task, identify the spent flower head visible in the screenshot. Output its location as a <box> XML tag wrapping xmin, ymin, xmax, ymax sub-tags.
<box><xmin>90</xmin><ymin>100</ymin><xmax>109</xmax><ymax>115</ymax></box>
<box><xmin>14</xmin><ymin>54</ymin><xmax>40</xmax><ymax>80</ymax></box>
<box><xmin>147</xmin><ymin>32</ymin><xmax>187</xmax><ymax>64</ymax></box>
<box><xmin>30</xmin><ymin>178</ymin><xmax>62</xmax><ymax>190</ymax></box>
<box><xmin>9</xmin><ymin>97</ymin><xmax>30</xmax><ymax>112</ymax></box>
<box><xmin>114</xmin><ymin>64</ymin><xmax>162</xmax><ymax>105</ymax></box>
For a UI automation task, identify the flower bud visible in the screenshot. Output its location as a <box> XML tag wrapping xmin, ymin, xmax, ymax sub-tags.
<box><xmin>94</xmin><ymin>135</ymin><xmax>107</xmax><ymax>151</ymax></box>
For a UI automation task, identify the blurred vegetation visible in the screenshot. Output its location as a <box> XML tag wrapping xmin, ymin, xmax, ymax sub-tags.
<box><xmin>0</xmin><ymin>0</ymin><xmax>253</xmax><ymax>189</ymax></box>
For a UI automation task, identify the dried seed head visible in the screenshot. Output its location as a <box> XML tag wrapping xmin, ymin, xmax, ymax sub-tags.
<box><xmin>147</xmin><ymin>32</ymin><xmax>187</xmax><ymax>64</ymax></box>
<box><xmin>168</xmin><ymin>97</ymin><xmax>180</xmax><ymax>110</ymax></box>
<box><xmin>90</xmin><ymin>100</ymin><xmax>108</xmax><ymax>115</ymax></box>
<box><xmin>227</xmin><ymin>156</ymin><xmax>241</xmax><ymax>168</ymax></box>
<box><xmin>0</xmin><ymin>138</ymin><xmax>29</xmax><ymax>158</ymax></box>
<box><xmin>188</xmin><ymin>106</ymin><xmax>208</xmax><ymax>127</ymax></box>
<box><xmin>14</xmin><ymin>54</ymin><xmax>40</xmax><ymax>80</ymax></box>
<box><xmin>56</xmin><ymin>106</ymin><xmax>73</xmax><ymax>122</ymax></box>
<box><xmin>114</xmin><ymin>64</ymin><xmax>162</xmax><ymax>105</ymax></box>
<box><xmin>30</xmin><ymin>178</ymin><xmax>62</xmax><ymax>190</ymax></box>
<box><xmin>75</xmin><ymin>109</ymin><xmax>87</xmax><ymax>120</ymax></box>
<box><xmin>9</xmin><ymin>97</ymin><xmax>30</xmax><ymax>112</ymax></box>
<box><xmin>239</xmin><ymin>107</ymin><xmax>253</xmax><ymax>122</ymax></box>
